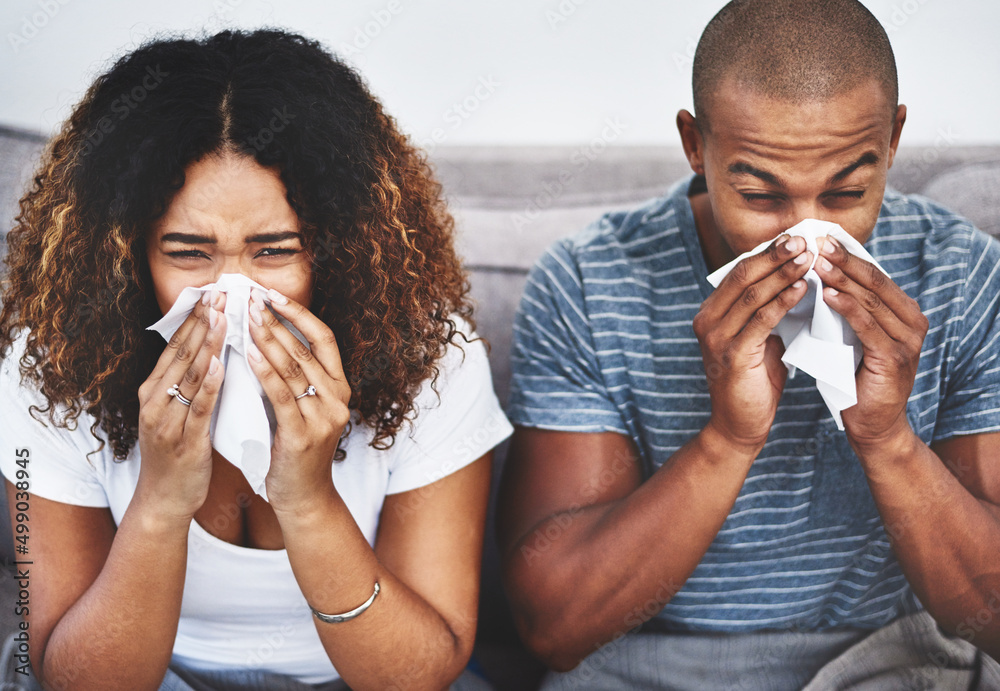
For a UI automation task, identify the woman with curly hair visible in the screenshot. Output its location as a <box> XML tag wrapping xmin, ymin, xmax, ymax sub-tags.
<box><xmin>0</xmin><ymin>29</ymin><xmax>511</xmax><ymax>691</ymax></box>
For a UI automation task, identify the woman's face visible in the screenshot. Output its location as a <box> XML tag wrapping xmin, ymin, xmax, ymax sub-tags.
<box><xmin>146</xmin><ymin>151</ymin><xmax>314</xmax><ymax>315</ymax></box>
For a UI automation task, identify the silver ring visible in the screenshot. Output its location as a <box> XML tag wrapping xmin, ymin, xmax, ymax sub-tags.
<box><xmin>167</xmin><ymin>383</ymin><xmax>193</xmax><ymax>406</ymax></box>
<box><xmin>295</xmin><ymin>385</ymin><xmax>317</xmax><ymax>400</ymax></box>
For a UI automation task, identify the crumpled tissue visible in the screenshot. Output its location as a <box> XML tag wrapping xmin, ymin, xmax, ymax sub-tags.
<box><xmin>705</xmin><ymin>219</ymin><xmax>889</xmax><ymax>430</ymax></box>
<box><xmin>148</xmin><ymin>273</ymin><xmax>306</xmax><ymax>500</ymax></box>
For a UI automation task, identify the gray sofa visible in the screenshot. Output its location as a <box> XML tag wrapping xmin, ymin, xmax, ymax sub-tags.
<box><xmin>2</xmin><ymin>125</ymin><xmax>999</xmax><ymax>689</ymax></box>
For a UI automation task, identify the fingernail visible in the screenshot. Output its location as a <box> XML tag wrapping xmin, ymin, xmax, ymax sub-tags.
<box><xmin>247</xmin><ymin>342</ymin><xmax>263</xmax><ymax>362</ymax></box>
<box><xmin>267</xmin><ymin>288</ymin><xmax>287</xmax><ymax>305</ymax></box>
<box><xmin>826</xmin><ymin>287</ymin><xmax>839</xmax><ymax>297</ymax></box>
<box><xmin>209</xmin><ymin>355</ymin><xmax>221</xmax><ymax>375</ymax></box>
<box><xmin>794</xmin><ymin>251</ymin><xmax>810</xmax><ymax>265</ymax></box>
<box><xmin>251</xmin><ymin>288</ymin><xmax>266</xmax><ymax>305</ymax></box>
<box><xmin>209</xmin><ymin>307</ymin><xmax>218</xmax><ymax>328</ymax></box>
<box><xmin>211</xmin><ymin>287</ymin><xmax>221</xmax><ymax>306</ymax></box>
<box><xmin>823</xmin><ymin>236</ymin><xmax>839</xmax><ymax>254</ymax></box>
<box><xmin>249</xmin><ymin>302</ymin><xmax>263</xmax><ymax>326</ymax></box>
<box><xmin>820</xmin><ymin>257</ymin><xmax>833</xmax><ymax>271</ymax></box>
<box><xmin>783</xmin><ymin>237</ymin><xmax>801</xmax><ymax>253</ymax></box>
<box><xmin>201</xmin><ymin>291</ymin><xmax>211</xmax><ymax>305</ymax></box>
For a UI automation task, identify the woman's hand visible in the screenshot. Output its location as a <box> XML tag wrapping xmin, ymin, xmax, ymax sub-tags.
<box><xmin>136</xmin><ymin>290</ymin><xmax>227</xmax><ymax>524</ymax></box>
<box><xmin>245</xmin><ymin>288</ymin><xmax>352</xmax><ymax>514</ymax></box>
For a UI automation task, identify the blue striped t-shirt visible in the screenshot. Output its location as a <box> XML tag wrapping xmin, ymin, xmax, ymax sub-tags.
<box><xmin>507</xmin><ymin>174</ymin><xmax>1000</xmax><ymax>632</ymax></box>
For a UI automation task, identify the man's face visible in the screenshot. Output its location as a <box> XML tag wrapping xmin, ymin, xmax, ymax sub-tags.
<box><xmin>686</xmin><ymin>78</ymin><xmax>905</xmax><ymax>262</ymax></box>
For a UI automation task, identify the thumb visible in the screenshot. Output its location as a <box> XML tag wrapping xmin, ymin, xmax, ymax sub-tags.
<box><xmin>763</xmin><ymin>334</ymin><xmax>789</xmax><ymax>390</ymax></box>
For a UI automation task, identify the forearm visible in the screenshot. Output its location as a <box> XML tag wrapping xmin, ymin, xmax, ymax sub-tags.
<box><xmin>504</xmin><ymin>425</ymin><xmax>759</xmax><ymax>670</ymax></box>
<box><xmin>277</xmin><ymin>486</ymin><xmax>469</xmax><ymax>690</ymax></box>
<box><xmin>40</xmin><ymin>500</ymin><xmax>190</xmax><ymax>691</ymax></box>
<box><xmin>856</xmin><ymin>430</ymin><xmax>1000</xmax><ymax>655</ymax></box>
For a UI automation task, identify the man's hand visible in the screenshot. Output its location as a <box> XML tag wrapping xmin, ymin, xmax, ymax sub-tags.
<box><xmin>693</xmin><ymin>234</ymin><xmax>812</xmax><ymax>449</ymax></box>
<box><xmin>815</xmin><ymin>235</ymin><xmax>929</xmax><ymax>450</ymax></box>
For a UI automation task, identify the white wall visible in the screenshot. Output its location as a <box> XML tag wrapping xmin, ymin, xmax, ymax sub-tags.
<box><xmin>1</xmin><ymin>0</ymin><xmax>997</xmax><ymax>149</ymax></box>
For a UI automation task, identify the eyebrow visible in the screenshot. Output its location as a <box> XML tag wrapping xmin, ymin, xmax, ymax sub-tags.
<box><xmin>727</xmin><ymin>151</ymin><xmax>882</xmax><ymax>188</ymax></box>
<box><xmin>829</xmin><ymin>151</ymin><xmax>880</xmax><ymax>184</ymax></box>
<box><xmin>246</xmin><ymin>231</ymin><xmax>303</xmax><ymax>244</ymax></box>
<box><xmin>160</xmin><ymin>231</ymin><xmax>303</xmax><ymax>245</ymax></box>
<box><xmin>727</xmin><ymin>162</ymin><xmax>782</xmax><ymax>187</ymax></box>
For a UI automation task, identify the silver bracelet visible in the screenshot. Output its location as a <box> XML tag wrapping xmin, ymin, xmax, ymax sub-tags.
<box><xmin>309</xmin><ymin>582</ymin><xmax>380</xmax><ymax>623</ymax></box>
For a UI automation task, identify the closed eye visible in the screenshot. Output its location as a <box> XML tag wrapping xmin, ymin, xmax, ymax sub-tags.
<box><xmin>165</xmin><ymin>247</ymin><xmax>301</xmax><ymax>260</ymax></box>
<box><xmin>256</xmin><ymin>247</ymin><xmax>300</xmax><ymax>257</ymax></box>
<box><xmin>741</xmin><ymin>193</ymin><xmax>781</xmax><ymax>203</ymax></box>
<box><xmin>823</xmin><ymin>190</ymin><xmax>866</xmax><ymax>207</ymax></box>
<box><xmin>166</xmin><ymin>249</ymin><xmax>208</xmax><ymax>259</ymax></box>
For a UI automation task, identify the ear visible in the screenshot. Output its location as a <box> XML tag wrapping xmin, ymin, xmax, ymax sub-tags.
<box><xmin>886</xmin><ymin>104</ymin><xmax>907</xmax><ymax>169</ymax></box>
<box><xmin>676</xmin><ymin>109</ymin><xmax>707</xmax><ymax>176</ymax></box>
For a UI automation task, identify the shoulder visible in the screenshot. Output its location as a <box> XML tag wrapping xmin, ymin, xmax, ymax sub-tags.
<box><xmin>385</xmin><ymin>314</ymin><xmax>511</xmax><ymax>493</ymax></box>
<box><xmin>400</xmin><ymin>314</ymin><xmax>506</xmax><ymax>437</ymax></box>
<box><xmin>875</xmin><ymin>188</ymin><xmax>1000</xmax><ymax>287</ymax></box>
<box><xmin>0</xmin><ymin>331</ymin><xmax>92</xmax><ymax>448</ymax></box>
<box><xmin>877</xmin><ymin>187</ymin><xmax>995</xmax><ymax>256</ymax></box>
<box><xmin>527</xmin><ymin>180</ymin><xmax>692</xmax><ymax>297</ymax></box>
<box><xmin>558</xmin><ymin>185</ymin><xmax>688</xmax><ymax>263</ymax></box>
<box><xmin>407</xmin><ymin>315</ymin><xmax>497</xmax><ymax>417</ymax></box>
<box><xmin>0</xmin><ymin>331</ymin><xmax>112</xmax><ymax>505</ymax></box>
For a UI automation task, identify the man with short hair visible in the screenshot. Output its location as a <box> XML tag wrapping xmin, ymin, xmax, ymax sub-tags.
<box><xmin>497</xmin><ymin>1</ymin><xmax>1000</xmax><ymax>688</ymax></box>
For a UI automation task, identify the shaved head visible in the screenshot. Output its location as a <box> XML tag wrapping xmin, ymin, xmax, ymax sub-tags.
<box><xmin>693</xmin><ymin>0</ymin><xmax>897</xmax><ymax>130</ymax></box>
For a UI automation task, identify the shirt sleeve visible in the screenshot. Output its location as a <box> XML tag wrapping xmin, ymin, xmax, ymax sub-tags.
<box><xmin>0</xmin><ymin>339</ymin><xmax>109</xmax><ymax>507</ymax></box>
<box><xmin>506</xmin><ymin>240</ymin><xmax>627</xmax><ymax>433</ymax></box>
<box><xmin>385</xmin><ymin>319</ymin><xmax>513</xmax><ymax>495</ymax></box>
<box><xmin>933</xmin><ymin>229</ymin><xmax>1000</xmax><ymax>440</ymax></box>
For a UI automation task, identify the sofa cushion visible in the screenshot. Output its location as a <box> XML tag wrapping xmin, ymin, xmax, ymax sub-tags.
<box><xmin>921</xmin><ymin>161</ymin><xmax>1000</xmax><ymax>238</ymax></box>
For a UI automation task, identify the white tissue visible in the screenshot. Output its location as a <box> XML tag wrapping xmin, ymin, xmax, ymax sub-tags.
<box><xmin>147</xmin><ymin>274</ymin><xmax>305</xmax><ymax>500</ymax></box>
<box><xmin>705</xmin><ymin>219</ymin><xmax>890</xmax><ymax>430</ymax></box>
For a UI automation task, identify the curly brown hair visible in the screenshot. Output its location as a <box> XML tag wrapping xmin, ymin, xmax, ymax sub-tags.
<box><xmin>0</xmin><ymin>29</ymin><xmax>474</xmax><ymax>460</ymax></box>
